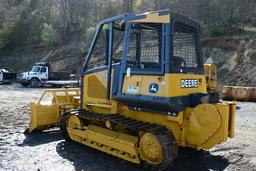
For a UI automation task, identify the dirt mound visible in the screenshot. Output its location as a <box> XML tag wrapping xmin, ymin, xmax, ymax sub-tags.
<box><xmin>203</xmin><ymin>38</ymin><xmax>240</xmax><ymax>50</ymax></box>
<box><xmin>203</xmin><ymin>38</ymin><xmax>256</xmax><ymax>88</ymax></box>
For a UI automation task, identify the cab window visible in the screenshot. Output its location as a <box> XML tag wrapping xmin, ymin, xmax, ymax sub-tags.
<box><xmin>112</xmin><ymin>21</ymin><xmax>125</xmax><ymax>63</ymax></box>
<box><xmin>87</xmin><ymin>24</ymin><xmax>108</xmax><ymax>70</ymax></box>
<box><xmin>172</xmin><ymin>22</ymin><xmax>199</xmax><ymax>69</ymax></box>
<box><xmin>41</xmin><ymin>67</ymin><xmax>47</xmax><ymax>73</ymax></box>
<box><xmin>126</xmin><ymin>23</ymin><xmax>162</xmax><ymax>72</ymax></box>
<box><xmin>31</xmin><ymin>66</ymin><xmax>41</xmax><ymax>72</ymax></box>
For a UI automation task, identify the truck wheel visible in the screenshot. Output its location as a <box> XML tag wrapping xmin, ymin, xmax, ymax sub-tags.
<box><xmin>21</xmin><ymin>83</ymin><xmax>29</xmax><ymax>87</ymax></box>
<box><xmin>29</xmin><ymin>78</ymin><xmax>39</xmax><ymax>88</ymax></box>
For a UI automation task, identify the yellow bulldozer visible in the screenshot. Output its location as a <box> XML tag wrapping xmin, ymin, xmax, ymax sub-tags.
<box><xmin>26</xmin><ymin>10</ymin><xmax>235</xmax><ymax>170</ymax></box>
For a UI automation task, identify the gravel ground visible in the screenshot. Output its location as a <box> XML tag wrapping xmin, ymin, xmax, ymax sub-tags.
<box><xmin>0</xmin><ymin>83</ymin><xmax>256</xmax><ymax>171</ymax></box>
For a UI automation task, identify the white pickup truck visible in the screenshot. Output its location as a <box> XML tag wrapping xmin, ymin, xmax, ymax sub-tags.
<box><xmin>17</xmin><ymin>62</ymin><xmax>78</xmax><ymax>87</ymax></box>
<box><xmin>0</xmin><ymin>69</ymin><xmax>16</xmax><ymax>84</ymax></box>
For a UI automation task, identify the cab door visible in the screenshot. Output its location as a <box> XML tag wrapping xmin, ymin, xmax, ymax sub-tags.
<box><xmin>39</xmin><ymin>66</ymin><xmax>48</xmax><ymax>80</ymax></box>
<box><xmin>82</xmin><ymin>23</ymin><xmax>110</xmax><ymax>105</ymax></box>
<box><xmin>83</xmin><ymin>20</ymin><xmax>126</xmax><ymax>107</ymax></box>
<box><xmin>117</xmin><ymin>22</ymin><xmax>165</xmax><ymax>99</ymax></box>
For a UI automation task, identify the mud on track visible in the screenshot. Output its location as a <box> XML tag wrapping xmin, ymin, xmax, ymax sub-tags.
<box><xmin>0</xmin><ymin>83</ymin><xmax>256</xmax><ymax>171</ymax></box>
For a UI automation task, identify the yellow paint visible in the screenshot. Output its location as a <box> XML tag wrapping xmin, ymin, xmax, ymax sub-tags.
<box><xmin>204</xmin><ymin>64</ymin><xmax>217</xmax><ymax>91</ymax></box>
<box><xmin>186</xmin><ymin>104</ymin><xmax>221</xmax><ymax>146</ymax></box>
<box><xmin>67</xmin><ymin>120</ymin><xmax>140</xmax><ymax>164</ymax></box>
<box><xmin>81</xmin><ymin>70</ymin><xmax>235</xmax><ymax>150</ymax></box>
<box><xmin>28</xmin><ymin>10</ymin><xmax>237</xmax><ymax>167</ymax></box>
<box><xmin>228</xmin><ymin>102</ymin><xmax>236</xmax><ymax>138</ymax></box>
<box><xmin>83</xmin><ymin>70</ymin><xmax>110</xmax><ymax>108</ymax></box>
<box><xmin>122</xmin><ymin>73</ymin><xmax>207</xmax><ymax>97</ymax></box>
<box><xmin>139</xmin><ymin>132</ymin><xmax>163</xmax><ymax>164</ymax></box>
<box><xmin>130</xmin><ymin>11</ymin><xmax>170</xmax><ymax>23</ymax></box>
<box><xmin>195</xmin><ymin>103</ymin><xmax>232</xmax><ymax>149</ymax></box>
<box><xmin>222</xmin><ymin>86</ymin><xmax>256</xmax><ymax>101</ymax></box>
<box><xmin>166</xmin><ymin>112</ymin><xmax>183</xmax><ymax>125</ymax></box>
<box><xmin>28</xmin><ymin>89</ymin><xmax>80</xmax><ymax>133</ymax></box>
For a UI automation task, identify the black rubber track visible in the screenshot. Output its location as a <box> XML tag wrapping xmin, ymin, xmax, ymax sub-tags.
<box><xmin>61</xmin><ymin>109</ymin><xmax>178</xmax><ymax>170</ymax></box>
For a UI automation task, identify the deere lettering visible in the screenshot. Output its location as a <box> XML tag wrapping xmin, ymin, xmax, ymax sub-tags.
<box><xmin>181</xmin><ymin>79</ymin><xmax>198</xmax><ymax>88</ymax></box>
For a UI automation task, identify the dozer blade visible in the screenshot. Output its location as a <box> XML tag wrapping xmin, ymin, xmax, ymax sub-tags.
<box><xmin>26</xmin><ymin>89</ymin><xmax>80</xmax><ymax>133</ymax></box>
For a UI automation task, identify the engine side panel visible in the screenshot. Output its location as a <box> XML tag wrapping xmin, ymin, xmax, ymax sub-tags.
<box><xmin>122</xmin><ymin>73</ymin><xmax>207</xmax><ymax>97</ymax></box>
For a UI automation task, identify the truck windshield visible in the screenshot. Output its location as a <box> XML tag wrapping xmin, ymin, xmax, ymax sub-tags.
<box><xmin>31</xmin><ymin>66</ymin><xmax>41</xmax><ymax>72</ymax></box>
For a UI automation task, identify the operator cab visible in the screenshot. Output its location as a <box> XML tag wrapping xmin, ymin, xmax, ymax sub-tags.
<box><xmin>82</xmin><ymin>10</ymin><xmax>206</xmax><ymax>113</ymax></box>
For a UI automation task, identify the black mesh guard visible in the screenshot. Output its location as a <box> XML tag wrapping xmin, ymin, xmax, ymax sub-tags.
<box><xmin>112</xmin><ymin>25</ymin><xmax>125</xmax><ymax>62</ymax></box>
<box><xmin>173</xmin><ymin>22</ymin><xmax>198</xmax><ymax>68</ymax></box>
<box><xmin>126</xmin><ymin>23</ymin><xmax>162</xmax><ymax>71</ymax></box>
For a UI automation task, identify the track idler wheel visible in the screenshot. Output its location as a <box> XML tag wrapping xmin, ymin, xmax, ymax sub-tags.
<box><xmin>60</xmin><ymin>114</ymin><xmax>82</xmax><ymax>140</ymax></box>
<box><xmin>67</xmin><ymin>115</ymin><xmax>82</xmax><ymax>130</ymax></box>
<box><xmin>139</xmin><ymin>132</ymin><xmax>163</xmax><ymax>165</ymax></box>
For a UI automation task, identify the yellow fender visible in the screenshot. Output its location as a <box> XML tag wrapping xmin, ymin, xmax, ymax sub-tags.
<box><xmin>185</xmin><ymin>103</ymin><xmax>235</xmax><ymax>150</ymax></box>
<box><xmin>186</xmin><ymin>104</ymin><xmax>221</xmax><ymax>147</ymax></box>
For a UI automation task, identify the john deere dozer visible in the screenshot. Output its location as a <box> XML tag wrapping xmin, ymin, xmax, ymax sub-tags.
<box><xmin>27</xmin><ymin>10</ymin><xmax>235</xmax><ymax>169</ymax></box>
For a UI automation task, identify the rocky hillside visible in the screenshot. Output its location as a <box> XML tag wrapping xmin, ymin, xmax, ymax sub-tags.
<box><xmin>0</xmin><ymin>37</ymin><xmax>255</xmax><ymax>88</ymax></box>
<box><xmin>0</xmin><ymin>43</ymin><xmax>84</xmax><ymax>74</ymax></box>
<box><xmin>203</xmin><ymin>38</ymin><xmax>256</xmax><ymax>88</ymax></box>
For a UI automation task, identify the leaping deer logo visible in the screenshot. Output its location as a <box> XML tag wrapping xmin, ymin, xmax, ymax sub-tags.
<box><xmin>149</xmin><ymin>83</ymin><xmax>159</xmax><ymax>93</ymax></box>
